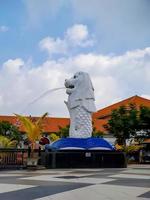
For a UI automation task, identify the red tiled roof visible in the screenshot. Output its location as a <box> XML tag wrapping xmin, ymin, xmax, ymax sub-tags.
<box><xmin>0</xmin><ymin>95</ymin><xmax>149</xmax><ymax>134</ymax></box>
<box><xmin>43</xmin><ymin>117</ymin><xmax>70</xmax><ymax>132</ymax></box>
<box><xmin>92</xmin><ymin>95</ymin><xmax>150</xmax><ymax>133</ymax></box>
<box><xmin>93</xmin><ymin>95</ymin><xmax>150</xmax><ymax>119</ymax></box>
<box><xmin>0</xmin><ymin>115</ymin><xmax>70</xmax><ymax>133</ymax></box>
<box><xmin>93</xmin><ymin>119</ymin><xmax>108</xmax><ymax>132</ymax></box>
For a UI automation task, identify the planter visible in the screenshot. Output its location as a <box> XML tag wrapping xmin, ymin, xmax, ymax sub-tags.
<box><xmin>27</xmin><ymin>157</ymin><xmax>39</xmax><ymax>169</ymax></box>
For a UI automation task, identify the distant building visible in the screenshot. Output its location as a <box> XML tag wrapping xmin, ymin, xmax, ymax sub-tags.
<box><xmin>93</xmin><ymin>95</ymin><xmax>150</xmax><ymax>134</ymax></box>
<box><xmin>0</xmin><ymin>115</ymin><xmax>69</xmax><ymax>135</ymax></box>
<box><xmin>0</xmin><ymin>95</ymin><xmax>150</xmax><ymax>136</ymax></box>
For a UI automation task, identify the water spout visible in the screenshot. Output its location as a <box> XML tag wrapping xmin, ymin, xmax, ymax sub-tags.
<box><xmin>21</xmin><ymin>87</ymin><xmax>65</xmax><ymax>114</ymax></box>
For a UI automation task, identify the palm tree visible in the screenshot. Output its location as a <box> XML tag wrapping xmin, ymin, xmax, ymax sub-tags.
<box><xmin>15</xmin><ymin>112</ymin><xmax>48</xmax><ymax>158</ymax></box>
<box><xmin>0</xmin><ymin>135</ymin><xmax>17</xmax><ymax>148</ymax></box>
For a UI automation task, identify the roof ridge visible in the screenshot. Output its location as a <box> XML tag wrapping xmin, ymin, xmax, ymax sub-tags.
<box><xmin>95</xmin><ymin>95</ymin><xmax>138</xmax><ymax>113</ymax></box>
<box><xmin>94</xmin><ymin>95</ymin><xmax>150</xmax><ymax>118</ymax></box>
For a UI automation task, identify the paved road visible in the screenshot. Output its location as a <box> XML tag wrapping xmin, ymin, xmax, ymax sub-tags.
<box><xmin>0</xmin><ymin>164</ymin><xmax>149</xmax><ymax>200</ymax></box>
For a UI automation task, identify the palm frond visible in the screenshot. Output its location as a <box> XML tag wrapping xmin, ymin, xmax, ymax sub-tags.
<box><xmin>0</xmin><ymin>136</ymin><xmax>17</xmax><ymax>148</ymax></box>
<box><xmin>15</xmin><ymin>113</ymin><xmax>48</xmax><ymax>144</ymax></box>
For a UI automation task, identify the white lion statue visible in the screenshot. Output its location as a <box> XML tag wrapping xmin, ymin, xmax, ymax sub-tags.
<box><xmin>64</xmin><ymin>71</ymin><xmax>96</xmax><ymax>138</ymax></box>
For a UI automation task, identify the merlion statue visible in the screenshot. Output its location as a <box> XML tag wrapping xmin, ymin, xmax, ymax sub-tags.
<box><xmin>46</xmin><ymin>71</ymin><xmax>114</xmax><ymax>152</ymax></box>
<box><xmin>64</xmin><ymin>71</ymin><xmax>96</xmax><ymax>138</ymax></box>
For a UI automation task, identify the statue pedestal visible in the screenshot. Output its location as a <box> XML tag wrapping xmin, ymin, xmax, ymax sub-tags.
<box><xmin>43</xmin><ymin>138</ymin><xmax>127</xmax><ymax>168</ymax></box>
<box><xmin>42</xmin><ymin>149</ymin><xmax>127</xmax><ymax>168</ymax></box>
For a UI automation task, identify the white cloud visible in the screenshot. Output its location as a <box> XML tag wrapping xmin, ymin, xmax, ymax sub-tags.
<box><xmin>66</xmin><ymin>24</ymin><xmax>88</xmax><ymax>42</ymax></box>
<box><xmin>23</xmin><ymin>0</ymin><xmax>150</xmax><ymax>54</ymax></box>
<box><xmin>65</xmin><ymin>24</ymin><xmax>94</xmax><ymax>47</ymax></box>
<box><xmin>0</xmin><ymin>26</ymin><xmax>9</xmax><ymax>32</ymax></box>
<box><xmin>141</xmin><ymin>94</ymin><xmax>150</xmax><ymax>100</ymax></box>
<box><xmin>0</xmin><ymin>58</ymin><xmax>68</xmax><ymax>116</ymax></box>
<box><xmin>2</xmin><ymin>59</ymin><xmax>24</xmax><ymax>74</ymax></box>
<box><xmin>71</xmin><ymin>0</ymin><xmax>150</xmax><ymax>53</ymax></box>
<box><xmin>0</xmin><ymin>24</ymin><xmax>150</xmax><ymax>117</ymax></box>
<box><xmin>39</xmin><ymin>37</ymin><xmax>67</xmax><ymax>56</ymax></box>
<box><xmin>39</xmin><ymin>24</ymin><xmax>94</xmax><ymax>56</ymax></box>
<box><xmin>0</xmin><ymin>46</ymin><xmax>150</xmax><ymax>117</ymax></box>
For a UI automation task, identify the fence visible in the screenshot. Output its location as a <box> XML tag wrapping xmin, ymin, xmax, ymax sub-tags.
<box><xmin>0</xmin><ymin>149</ymin><xmax>28</xmax><ymax>169</ymax></box>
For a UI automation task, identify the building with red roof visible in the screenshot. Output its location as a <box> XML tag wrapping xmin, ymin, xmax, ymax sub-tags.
<box><xmin>93</xmin><ymin>95</ymin><xmax>150</xmax><ymax>133</ymax></box>
<box><xmin>0</xmin><ymin>95</ymin><xmax>150</xmax><ymax>135</ymax></box>
<box><xmin>0</xmin><ymin>115</ymin><xmax>70</xmax><ymax>134</ymax></box>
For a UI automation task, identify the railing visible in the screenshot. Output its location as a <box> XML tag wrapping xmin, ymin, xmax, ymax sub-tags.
<box><xmin>0</xmin><ymin>149</ymin><xmax>28</xmax><ymax>169</ymax></box>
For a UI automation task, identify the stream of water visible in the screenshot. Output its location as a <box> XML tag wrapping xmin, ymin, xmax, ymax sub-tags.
<box><xmin>21</xmin><ymin>87</ymin><xmax>65</xmax><ymax>114</ymax></box>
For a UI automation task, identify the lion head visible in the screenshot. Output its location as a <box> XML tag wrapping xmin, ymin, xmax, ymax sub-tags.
<box><xmin>65</xmin><ymin>71</ymin><xmax>96</xmax><ymax>112</ymax></box>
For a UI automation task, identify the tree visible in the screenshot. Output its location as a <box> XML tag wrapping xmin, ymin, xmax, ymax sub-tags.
<box><xmin>127</xmin><ymin>103</ymin><xmax>139</xmax><ymax>136</ymax></box>
<box><xmin>105</xmin><ymin>104</ymin><xmax>139</xmax><ymax>146</ymax></box>
<box><xmin>49</xmin><ymin>133</ymin><xmax>60</xmax><ymax>142</ymax></box>
<box><xmin>0</xmin><ymin>121</ymin><xmax>21</xmax><ymax>142</ymax></box>
<box><xmin>57</xmin><ymin>125</ymin><xmax>70</xmax><ymax>138</ymax></box>
<box><xmin>15</xmin><ymin>112</ymin><xmax>48</xmax><ymax>157</ymax></box>
<box><xmin>92</xmin><ymin>127</ymin><xmax>104</xmax><ymax>138</ymax></box>
<box><xmin>138</xmin><ymin>106</ymin><xmax>150</xmax><ymax>137</ymax></box>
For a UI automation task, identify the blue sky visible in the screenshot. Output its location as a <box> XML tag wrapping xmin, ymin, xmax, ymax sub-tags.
<box><xmin>0</xmin><ymin>0</ymin><xmax>150</xmax><ymax>116</ymax></box>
